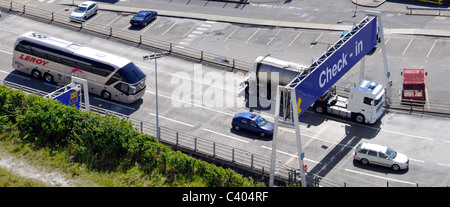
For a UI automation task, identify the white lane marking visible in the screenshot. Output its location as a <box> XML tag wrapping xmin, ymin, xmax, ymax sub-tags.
<box><xmin>104</xmin><ymin>15</ymin><xmax>121</xmax><ymax>28</ymax></box>
<box><xmin>345</xmin><ymin>169</ymin><xmax>416</xmax><ymax>185</ymax></box>
<box><xmin>202</xmin><ymin>128</ymin><xmax>249</xmax><ymax>143</ymax></box>
<box><xmin>288</xmin><ymin>31</ymin><xmax>302</xmax><ymax>47</ymax></box>
<box><xmin>437</xmin><ymin>163</ymin><xmax>450</xmax><ymax>167</ymax></box>
<box><xmin>266</xmin><ymin>30</ymin><xmax>281</xmax><ymax>46</ymax></box>
<box><xmin>161</xmin><ymin>21</ymin><xmax>178</xmax><ymax>36</ymax></box>
<box><xmin>93</xmin><ymin>97</ymin><xmax>136</xmax><ymax>110</ymax></box>
<box><xmin>426</xmin><ymin>40</ymin><xmax>437</xmax><ymax>58</ymax></box>
<box><xmin>0</xmin><ymin>70</ymin><xmax>31</xmax><ymax>80</ymax></box>
<box><xmin>145</xmin><ymin>90</ymin><xmax>234</xmax><ymax>116</ymax></box>
<box><xmin>260</xmin><ymin>145</ymin><xmax>322</xmax><ymax>164</ymax></box>
<box><xmin>378</xmin><ymin>37</ymin><xmax>390</xmax><ymax>54</ymax></box>
<box><xmin>310</xmin><ymin>33</ymin><xmax>323</xmax><ymax>48</ymax></box>
<box><xmin>141</xmin><ymin>18</ymin><xmax>159</xmax><ymax>34</ymax></box>
<box><xmin>0</xmin><ymin>49</ymin><xmax>13</xmax><ymax>55</ymax></box>
<box><xmin>409</xmin><ymin>158</ymin><xmax>425</xmax><ymax>163</ymax></box>
<box><xmin>224</xmin><ymin>27</ymin><xmax>238</xmax><ymax>41</ymax></box>
<box><xmin>149</xmin><ymin>112</ymin><xmax>194</xmax><ymax>127</ymax></box>
<box><xmin>245</xmin><ymin>28</ymin><xmax>260</xmax><ymax>44</ymax></box>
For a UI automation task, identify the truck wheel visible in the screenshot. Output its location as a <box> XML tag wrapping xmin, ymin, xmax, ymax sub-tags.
<box><xmin>354</xmin><ymin>114</ymin><xmax>365</xmax><ymax>124</ymax></box>
<box><xmin>233</xmin><ymin>125</ymin><xmax>240</xmax><ymax>131</ymax></box>
<box><xmin>314</xmin><ymin>104</ymin><xmax>325</xmax><ymax>114</ymax></box>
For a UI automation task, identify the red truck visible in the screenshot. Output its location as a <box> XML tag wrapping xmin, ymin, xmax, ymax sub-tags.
<box><xmin>401</xmin><ymin>69</ymin><xmax>427</xmax><ymax>104</ymax></box>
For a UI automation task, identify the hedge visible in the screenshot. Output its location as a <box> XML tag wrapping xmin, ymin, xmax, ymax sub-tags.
<box><xmin>0</xmin><ymin>85</ymin><xmax>262</xmax><ymax>187</ymax></box>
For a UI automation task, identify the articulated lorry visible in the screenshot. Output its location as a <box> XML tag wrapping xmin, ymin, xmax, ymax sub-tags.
<box><xmin>241</xmin><ymin>56</ymin><xmax>385</xmax><ymax>124</ymax></box>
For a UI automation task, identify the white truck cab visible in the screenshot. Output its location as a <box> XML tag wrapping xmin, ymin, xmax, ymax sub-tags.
<box><xmin>314</xmin><ymin>79</ymin><xmax>384</xmax><ymax>124</ymax></box>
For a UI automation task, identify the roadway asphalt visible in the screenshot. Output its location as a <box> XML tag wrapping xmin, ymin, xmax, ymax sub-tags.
<box><xmin>59</xmin><ymin>0</ymin><xmax>450</xmax><ymax>37</ymax></box>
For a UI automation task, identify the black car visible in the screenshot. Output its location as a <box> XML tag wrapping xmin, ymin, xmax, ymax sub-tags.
<box><xmin>130</xmin><ymin>11</ymin><xmax>157</xmax><ymax>27</ymax></box>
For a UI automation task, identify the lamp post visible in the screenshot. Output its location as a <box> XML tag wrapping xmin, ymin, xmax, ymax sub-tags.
<box><xmin>143</xmin><ymin>51</ymin><xmax>170</xmax><ymax>140</ymax></box>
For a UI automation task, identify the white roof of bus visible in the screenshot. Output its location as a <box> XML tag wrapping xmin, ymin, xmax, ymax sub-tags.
<box><xmin>18</xmin><ymin>32</ymin><xmax>130</xmax><ymax>68</ymax></box>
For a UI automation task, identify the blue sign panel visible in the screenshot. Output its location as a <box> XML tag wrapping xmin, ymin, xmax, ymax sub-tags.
<box><xmin>54</xmin><ymin>89</ymin><xmax>80</xmax><ymax>109</ymax></box>
<box><xmin>294</xmin><ymin>17</ymin><xmax>378</xmax><ymax>116</ymax></box>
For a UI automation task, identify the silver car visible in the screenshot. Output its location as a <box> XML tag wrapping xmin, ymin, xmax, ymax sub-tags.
<box><xmin>354</xmin><ymin>143</ymin><xmax>409</xmax><ymax>171</ymax></box>
<box><xmin>70</xmin><ymin>1</ymin><xmax>98</xmax><ymax>22</ymax></box>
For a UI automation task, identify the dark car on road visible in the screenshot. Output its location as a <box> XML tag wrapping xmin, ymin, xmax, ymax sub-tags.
<box><xmin>130</xmin><ymin>10</ymin><xmax>157</xmax><ymax>27</ymax></box>
<box><xmin>232</xmin><ymin>112</ymin><xmax>274</xmax><ymax>138</ymax></box>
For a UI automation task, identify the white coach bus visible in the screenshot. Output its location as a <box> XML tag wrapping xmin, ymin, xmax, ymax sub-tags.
<box><xmin>12</xmin><ymin>31</ymin><xmax>146</xmax><ymax>104</ymax></box>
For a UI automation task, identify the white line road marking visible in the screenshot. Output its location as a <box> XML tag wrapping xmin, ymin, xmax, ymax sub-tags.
<box><xmin>93</xmin><ymin>97</ymin><xmax>136</xmax><ymax>110</ymax></box>
<box><xmin>437</xmin><ymin>163</ymin><xmax>450</xmax><ymax>167</ymax></box>
<box><xmin>183</xmin><ymin>22</ymin><xmax>200</xmax><ymax>37</ymax></box>
<box><xmin>0</xmin><ymin>70</ymin><xmax>31</xmax><ymax>80</ymax></box>
<box><xmin>141</xmin><ymin>18</ymin><xmax>159</xmax><ymax>34</ymax></box>
<box><xmin>145</xmin><ymin>90</ymin><xmax>234</xmax><ymax>116</ymax></box>
<box><xmin>402</xmin><ymin>38</ymin><xmax>413</xmax><ymax>56</ymax></box>
<box><xmin>409</xmin><ymin>158</ymin><xmax>425</xmax><ymax>163</ymax></box>
<box><xmin>149</xmin><ymin>112</ymin><xmax>194</xmax><ymax>127</ymax></box>
<box><xmin>0</xmin><ymin>49</ymin><xmax>13</xmax><ymax>55</ymax></box>
<box><xmin>202</xmin><ymin>128</ymin><xmax>249</xmax><ymax>143</ymax></box>
<box><xmin>260</xmin><ymin>146</ymin><xmax>322</xmax><ymax>164</ymax></box>
<box><xmin>266</xmin><ymin>30</ymin><xmax>281</xmax><ymax>46</ymax></box>
<box><xmin>161</xmin><ymin>21</ymin><xmax>178</xmax><ymax>36</ymax></box>
<box><xmin>378</xmin><ymin>37</ymin><xmax>390</xmax><ymax>54</ymax></box>
<box><xmin>345</xmin><ymin>169</ymin><xmax>416</xmax><ymax>185</ymax></box>
<box><xmin>86</xmin><ymin>12</ymin><xmax>102</xmax><ymax>24</ymax></box>
<box><xmin>288</xmin><ymin>31</ymin><xmax>302</xmax><ymax>47</ymax></box>
<box><xmin>245</xmin><ymin>28</ymin><xmax>260</xmax><ymax>44</ymax></box>
<box><xmin>426</xmin><ymin>40</ymin><xmax>437</xmax><ymax>58</ymax></box>
<box><xmin>104</xmin><ymin>15</ymin><xmax>121</xmax><ymax>28</ymax></box>
<box><xmin>310</xmin><ymin>33</ymin><xmax>323</xmax><ymax>48</ymax></box>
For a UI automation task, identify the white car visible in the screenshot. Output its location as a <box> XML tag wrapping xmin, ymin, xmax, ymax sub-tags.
<box><xmin>70</xmin><ymin>1</ymin><xmax>98</xmax><ymax>22</ymax></box>
<box><xmin>354</xmin><ymin>142</ymin><xmax>409</xmax><ymax>171</ymax></box>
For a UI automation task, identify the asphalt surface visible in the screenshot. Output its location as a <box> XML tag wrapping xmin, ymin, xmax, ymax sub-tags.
<box><xmin>1</xmin><ymin>0</ymin><xmax>450</xmax><ymax>186</ymax></box>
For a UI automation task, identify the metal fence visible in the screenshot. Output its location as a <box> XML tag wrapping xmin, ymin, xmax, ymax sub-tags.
<box><xmin>0</xmin><ymin>0</ymin><xmax>252</xmax><ymax>72</ymax></box>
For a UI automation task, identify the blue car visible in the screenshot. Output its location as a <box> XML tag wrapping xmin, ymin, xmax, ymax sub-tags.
<box><xmin>130</xmin><ymin>11</ymin><xmax>157</xmax><ymax>27</ymax></box>
<box><xmin>232</xmin><ymin>112</ymin><xmax>274</xmax><ymax>138</ymax></box>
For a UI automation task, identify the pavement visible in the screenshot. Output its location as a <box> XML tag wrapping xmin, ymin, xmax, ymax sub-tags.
<box><xmin>59</xmin><ymin>0</ymin><xmax>450</xmax><ymax>37</ymax></box>
<box><xmin>352</xmin><ymin>0</ymin><xmax>387</xmax><ymax>7</ymax></box>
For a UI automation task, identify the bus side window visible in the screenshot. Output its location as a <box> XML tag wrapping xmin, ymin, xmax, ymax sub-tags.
<box><xmin>15</xmin><ymin>42</ymin><xmax>32</xmax><ymax>54</ymax></box>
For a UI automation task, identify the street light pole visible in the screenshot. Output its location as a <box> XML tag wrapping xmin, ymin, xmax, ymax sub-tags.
<box><xmin>143</xmin><ymin>51</ymin><xmax>170</xmax><ymax>140</ymax></box>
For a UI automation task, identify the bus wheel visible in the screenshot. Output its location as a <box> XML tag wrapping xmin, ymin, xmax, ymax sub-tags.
<box><xmin>101</xmin><ymin>90</ymin><xmax>111</xmax><ymax>100</ymax></box>
<box><xmin>31</xmin><ymin>70</ymin><xmax>41</xmax><ymax>79</ymax></box>
<box><xmin>44</xmin><ymin>73</ymin><xmax>53</xmax><ymax>83</ymax></box>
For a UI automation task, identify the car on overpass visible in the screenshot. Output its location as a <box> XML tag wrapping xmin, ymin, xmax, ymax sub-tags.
<box><xmin>70</xmin><ymin>1</ymin><xmax>98</xmax><ymax>22</ymax></box>
<box><xmin>232</xmin><ymin>112</ymin><xmax>274</xmax><ymax>138</ymax></box>
<box><xmin>130</xmin><ymin>11</ymin><xmax>158</xmax><ymax>27</ymax></box>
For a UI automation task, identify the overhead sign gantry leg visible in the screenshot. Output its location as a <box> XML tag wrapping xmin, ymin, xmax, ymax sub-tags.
<box><xmin>269</xmin><ymin>14</ymin><xmax>391</xmax><ymax>187</ymax></box>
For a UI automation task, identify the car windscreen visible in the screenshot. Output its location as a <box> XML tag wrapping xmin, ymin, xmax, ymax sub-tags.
<box><xmin>74</xmin><ymin>7</ymin><xmax>87</xmax><ymax>13</ymax></box>
<box><xmin>117</xmin><ymin>62</ymin><xmax>146</xmax><ymax>84</ymax></box>
<box><xmin>385</xmin><ymin>148</ymin><xmax>397</xmax><ymax>159</ymax></box>
<box><xmin>255</xmin><ymin>117</ymin><xmax>267</xmax><ymax>127</ymax></box>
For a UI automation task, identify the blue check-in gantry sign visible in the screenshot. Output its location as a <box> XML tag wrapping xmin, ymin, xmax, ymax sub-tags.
<box><xmin>54</xmin><ymin>89</ymin><xmax>80</xmax><ymax>109</ymax></box>
<box><xmin>294</xmin><ymin>16</ymin><xmax>378</xmax><ymax>116</ymax></box>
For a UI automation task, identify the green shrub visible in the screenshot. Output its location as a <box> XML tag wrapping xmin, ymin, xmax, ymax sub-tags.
<box><xmin>0</xmin><ymin>85</ymin><xmax>261</xmax><ymax>187</ymax></box>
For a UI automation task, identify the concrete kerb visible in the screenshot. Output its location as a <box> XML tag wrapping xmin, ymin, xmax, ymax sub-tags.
<box><xmin>59</xmin><ymin>0</ymin><xmax>450</xmax><ymax>37</ymax></box>
<box><xmin>352</xmin><ymin>0</ymin><xmax>387</xmax><ymax>8</ymax></box>
<box><xmin>59</xmin><ymin>0</ymin><xmax>353</xmax><ymax>32</ymax></box>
